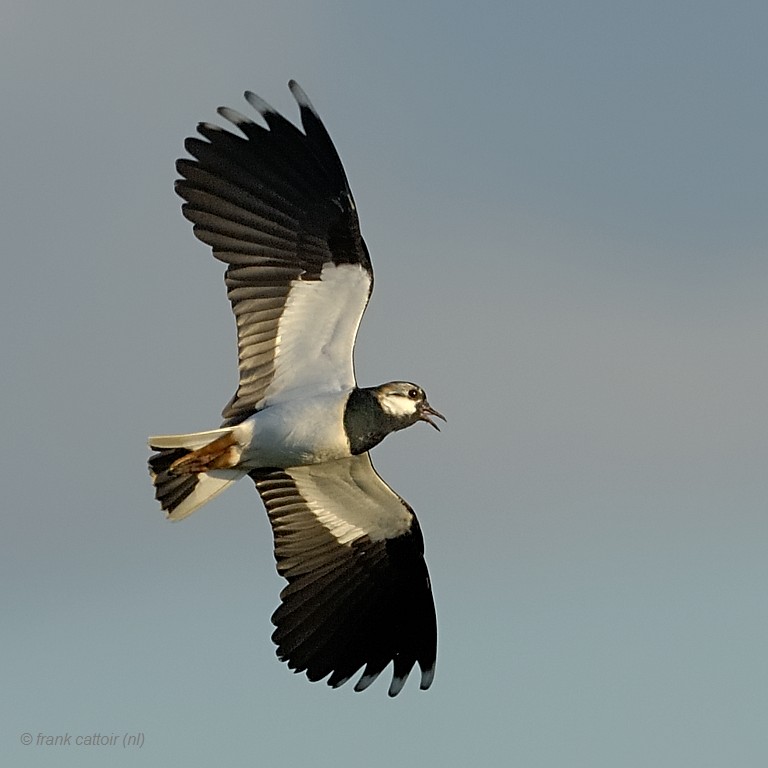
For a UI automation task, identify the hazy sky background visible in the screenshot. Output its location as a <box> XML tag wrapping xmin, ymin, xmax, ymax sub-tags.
<box><xmin>2</xmin><ymin>1</ymin><xmax>767</xmax><ymax>766</ymax></box>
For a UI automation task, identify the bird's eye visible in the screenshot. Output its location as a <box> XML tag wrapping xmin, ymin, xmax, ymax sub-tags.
<box><xmin>408</xmin><ymin>388</ymin><xmax>419</xmax><ymax>399</ymax></box>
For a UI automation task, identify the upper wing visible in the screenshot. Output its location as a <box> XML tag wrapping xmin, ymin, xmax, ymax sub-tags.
<box><xmin>176</xmin><ymin>81</ymin><xmax>373</xmax><ymax>425</ymax></box>
<box><xmin>250</xmin><ymin>454</ymin><xmax>437</xmax><ymax>697</ymax></box>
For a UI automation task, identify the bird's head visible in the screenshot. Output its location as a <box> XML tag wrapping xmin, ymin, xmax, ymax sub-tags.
<box><xmin>374</xmin><ymin>382</ymin><xmax>446</xmax><ymax>431</ymax></box>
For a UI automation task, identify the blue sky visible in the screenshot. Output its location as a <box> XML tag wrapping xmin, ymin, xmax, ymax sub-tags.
<box><xmin>2</xmin><ymin>1</ymin><xmax>767</xmax><ymax>766</ymax></box>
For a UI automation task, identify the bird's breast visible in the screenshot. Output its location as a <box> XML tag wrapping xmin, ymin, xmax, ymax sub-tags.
<box><xmin>235</xmin><ymin>391</ymin><xmax>352</xmax><ymax>469</ymax></box>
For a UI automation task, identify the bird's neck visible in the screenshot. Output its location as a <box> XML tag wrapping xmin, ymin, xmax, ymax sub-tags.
<box><xmin>343</xmin><ymin>387</ymin><xmax>404</xmax><ymax>455</ymax></box>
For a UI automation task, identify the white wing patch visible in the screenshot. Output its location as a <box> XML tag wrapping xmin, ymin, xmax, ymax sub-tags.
<box><xmin>309</xmin><ymin>500</ymin><xmax>366</xmax><ymax>545</ymax></box>
<box><xmin>288</xmin><ymin>456</ymin><xmax>413</xmax><ymax>544</ymax></box>
<box><xmin>263</xmin><ymin>263</ymin><xmax>370</xmax><ymax>406</ymax></box>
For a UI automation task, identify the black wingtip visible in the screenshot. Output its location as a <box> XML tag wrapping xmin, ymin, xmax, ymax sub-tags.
<box><xmin>243</xmin><ymin>89</ymin><xmax>276</xmax><ymax>118</ymax></box>
<box><xmin>288</xmin><ymin>80</ymin><xmax>314</xmax><ymax>113</ymax></box>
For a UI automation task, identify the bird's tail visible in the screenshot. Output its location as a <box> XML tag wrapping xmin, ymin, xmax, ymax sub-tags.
<box><xmin>148</xmin><ymin>428</ymin><xmax>245</xmax><ymax>521</ymax></box>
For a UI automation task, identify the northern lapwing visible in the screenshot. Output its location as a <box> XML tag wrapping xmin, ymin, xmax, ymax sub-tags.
<box><xmin>149</xmin><ymin>81</ymin><xmax>444</xmax><ymax>697</ymax></box>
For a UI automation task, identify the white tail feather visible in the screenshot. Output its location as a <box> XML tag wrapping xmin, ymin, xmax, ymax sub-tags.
<box><xmin>166</xmin><ymin>469</ymin><xmax>245</xmax><ymax>521</ymax></box>
<box><xmin>148</xmin><ymin>427</ymin><xmax>235</xmax><ymax>451</ymax></box>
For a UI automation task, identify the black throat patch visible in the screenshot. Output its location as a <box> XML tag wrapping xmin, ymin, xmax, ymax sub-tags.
<box><xmin>343</xmin><ymin>388</ymin><xmax>405</xmax><ymax>455</ymax></box>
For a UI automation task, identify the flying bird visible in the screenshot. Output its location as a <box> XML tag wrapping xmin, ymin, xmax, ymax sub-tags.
<box><xmin>148</xmin><ymin>81</ymin><xmax>444</xmax><ymax>697</ymax></box>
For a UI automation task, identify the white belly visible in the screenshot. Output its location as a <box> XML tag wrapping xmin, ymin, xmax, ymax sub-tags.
<box><xmin>233</xmin><ymin>391</ymin><xmax>351</xmax><ymax>469</ymax></box>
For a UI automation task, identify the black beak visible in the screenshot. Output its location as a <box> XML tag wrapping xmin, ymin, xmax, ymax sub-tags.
<box><xmin>419</xmin><ymin>401</ymin><xmax>447</xmax><ymax>431</ymax></box>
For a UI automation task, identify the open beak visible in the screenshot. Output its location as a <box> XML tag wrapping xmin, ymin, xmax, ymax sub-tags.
<box><xmin>419</xmin><ymin>401</ymin><xmax>447</xmax><ymax>431</ymax></box>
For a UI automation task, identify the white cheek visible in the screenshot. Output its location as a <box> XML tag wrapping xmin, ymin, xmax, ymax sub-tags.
<box><xmin>380</xmin><ymin>396</ymin><xmax>418</xmax><ymax>419</ymax></box>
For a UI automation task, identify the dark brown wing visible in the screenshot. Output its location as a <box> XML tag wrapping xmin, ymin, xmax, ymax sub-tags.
<box><xmin>250</xmin><ymin>454</ymin><xmax>437</xmax><ymax>696</ymax></box>
<box><xmin>176</xmin><ymin>82</ymin><xmax>373</xmax><ymax>426</ymax></box>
